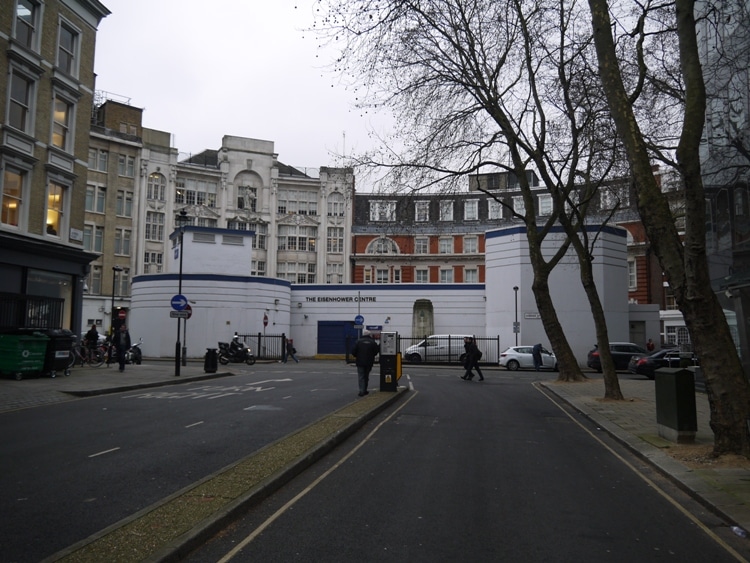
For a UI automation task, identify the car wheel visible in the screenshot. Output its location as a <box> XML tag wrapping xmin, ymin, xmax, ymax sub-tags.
<box><xmin>506</xmin><ymin>359</ymin><xmax>520</xmax><ymax>371</ymax></box>
<box><xmin>406</xmin><ymin>353</ymin><xmax>422</xmax><ymax>363</ymax></box>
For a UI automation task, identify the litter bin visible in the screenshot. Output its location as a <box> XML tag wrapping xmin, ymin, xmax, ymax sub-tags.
<box><xmin>41</xmin><ymin>329</ymin><xmax>75</xmax><ymax>377</ymax></box>
<box><xmin>655</xmin><ymin>367</ymin><xmax>697</xmax><ymax>443</ymax></box>
<box><xmin>0</xmin><ymin>333</ymin><xmax>49</xmax><ymax>380</ymax></box>
<box><xmin>204</xmin><ymin>348</ymin><xmax>218</xmax><ymax>373</ymax></box>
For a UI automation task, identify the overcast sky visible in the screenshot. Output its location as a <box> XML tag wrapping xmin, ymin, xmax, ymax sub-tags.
<box><xmin>93</xmin><ymin>0</ymin><xmax>386</xmax><ymax>170</ymax></box>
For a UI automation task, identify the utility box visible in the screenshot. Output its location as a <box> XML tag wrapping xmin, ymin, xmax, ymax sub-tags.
<box><xmin>379</xmin><ymin>331</ymin><xmax>399</xmax><ymax>392</ymax></box>
<box><xmin>204</xmin><ymin>348</ymin><xmax>218</xmax><ymax>373</ymax></box>
<box><xmin>655</xmin><ymin>368</ymin><xmax>697</xmax><ymax>443</ymax></box>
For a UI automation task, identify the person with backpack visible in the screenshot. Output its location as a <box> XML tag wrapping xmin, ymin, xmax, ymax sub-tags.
<box><xmin>461</xmin><ymin>336</ymin><xmax>484</xmax><ymax>381</ymax></box>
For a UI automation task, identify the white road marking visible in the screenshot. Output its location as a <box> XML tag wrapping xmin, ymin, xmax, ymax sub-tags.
<box><xmin>88</xmin><ymin>447</ymin><xmax>120</xmax><ymax>458</ymax></box>
<box><xmin>185</xmin><ymin>421</ymin><xmax>204</xmax><ymax>428</ymax></box>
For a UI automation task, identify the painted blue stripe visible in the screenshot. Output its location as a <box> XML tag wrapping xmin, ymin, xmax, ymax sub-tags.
<box><xmin>485</xmin><ymin>223</ymin><xmax>626</xmax><ymax>239</ymax></box>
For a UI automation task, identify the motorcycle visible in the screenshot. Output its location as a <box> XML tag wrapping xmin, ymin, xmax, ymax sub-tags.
<box><xmin>124</xmin><ymin>338</ymin><xmax>143</xmax><ymax>365</ymax></box>
<box><xmin>218</xmin><ymin>336</ymin><xmax>256</xmax><ymax>365</ymax></box>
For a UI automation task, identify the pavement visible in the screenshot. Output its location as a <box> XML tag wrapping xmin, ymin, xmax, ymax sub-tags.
<box><xmin>2</xmin><ymin>362</ymin><xmax>749</xmax><ymax>560</ymax></box>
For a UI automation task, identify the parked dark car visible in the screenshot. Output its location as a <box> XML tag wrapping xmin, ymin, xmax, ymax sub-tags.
<box><xmin>628</xmin><ymin>349</ymin><xmax>700</xmax><ymax>379</ymax></box>
<box><xmin>587</xmin><ymin>342</ymin><xmax>649</xmax><ymax>372</ymax></box>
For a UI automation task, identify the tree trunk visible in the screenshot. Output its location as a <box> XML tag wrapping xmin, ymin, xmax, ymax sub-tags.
<box><xmin>588</xmin><ymin>0</ymin><xmax>750</xmax><ymax>456</ymax></box>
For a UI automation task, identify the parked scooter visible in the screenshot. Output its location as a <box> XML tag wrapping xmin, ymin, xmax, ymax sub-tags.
<box><xmin>218</xmin><ymin>334</ymin><xmax>256</xmax><ymax>365</ymax></box>
<box><xmin>125</xmin><ymin>338</ymin><xmax>143</xmax><ymax>365</ymax></box>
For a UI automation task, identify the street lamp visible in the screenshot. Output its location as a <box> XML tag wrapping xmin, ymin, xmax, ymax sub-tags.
<box><xmin>111</xmin><ymin>265</ymin><xmax>123</xmax><ymax>337</ymax></box>
<box><xmin>513</xmin><ymin>286</ymin><xmax>519</xmax><ymax>346</ymax></box>
<box><xmin>175</xmin><ymin>209</ymin><xmax>189</xmax><ymax>377</ymax></box>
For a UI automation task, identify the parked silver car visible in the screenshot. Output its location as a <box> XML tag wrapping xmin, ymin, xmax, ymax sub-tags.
<box><xmin>499</xmin><ymin>345</ymin><xmax>557</xmax><ymax>371</ymax></box>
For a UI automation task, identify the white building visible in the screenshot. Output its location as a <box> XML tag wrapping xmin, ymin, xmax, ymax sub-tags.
<box><xmin>130</xmin><ymin>222</ymin><xmax>656</xmax><ymax>365</ymax></box>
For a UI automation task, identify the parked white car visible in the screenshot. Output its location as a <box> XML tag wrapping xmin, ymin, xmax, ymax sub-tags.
<box><xmin>404</xmin><ymin>334</ymin><xmax>473</xmax><ymax>363</ymax></box>
<box><xmin>499</xmin><ymin>345</ymin><xmax>557</xmax><ymax>371</ymax></box>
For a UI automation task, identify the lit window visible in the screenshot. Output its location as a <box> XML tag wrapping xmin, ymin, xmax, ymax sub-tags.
<box><xmin>1</xmin><ymin>167</ymin><xmax>24</xmax><ymax>227</ymax></box>
<box><xmin>52</xmin><ymin>96</ymin><xmax>72</xmax><ymax>150</ymax></box>
<box><xmin>46</xmin><ymin>181</ymin><xmax>66</xmax><ymax>236</ymax></box>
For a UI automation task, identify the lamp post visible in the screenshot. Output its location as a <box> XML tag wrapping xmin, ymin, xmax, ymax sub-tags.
<box><xmin>175</xmin><ymin>209</ymin><xmax>188</xmax><ymax>377</ymax></box>
<box><xmin>513</xmin><ymin>286</ymin><xmax>519</xmax><ymax>346</ymax></box>
<box><xmin>111</xmin><ymin>265</ymin><xmax>123</xmax><ymax>337</ymax></box>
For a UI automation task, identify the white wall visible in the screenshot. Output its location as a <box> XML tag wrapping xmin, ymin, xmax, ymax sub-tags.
<box><xmin>485</xmin><ymin>225</ymin><xmax>629</xmax><ymax>365</ymax></box>
<box><xmin>129</xmin><ymin>224</ymin><xmax>633</xmax><ymax>364</ymax></box>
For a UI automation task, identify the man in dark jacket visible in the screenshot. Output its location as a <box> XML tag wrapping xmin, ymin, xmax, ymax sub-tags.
<box><xmin>112</xmin><ymin>324</ymin><xmax>132</xmax><ymax>372</ymax></box>
<box><xmin>461</xmin><ymin>336</ymin><xmax>484</xmax><ymax>381</ymax></box>
<box><xmin>351</xmin><ymin>330</ymin><xmax>380</xmax><ymax>396</ymax></box>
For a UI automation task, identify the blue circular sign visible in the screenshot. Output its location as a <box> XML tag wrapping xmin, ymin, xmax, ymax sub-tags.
<box><xmin>354</xmin><ymin>314</ymin><xmax>365</xmax><ymax>325</ymax></box>
<box><xmin>171</xmin><ymin>294</ymin><xmax>188</xmax><ymax>311</ymax></box>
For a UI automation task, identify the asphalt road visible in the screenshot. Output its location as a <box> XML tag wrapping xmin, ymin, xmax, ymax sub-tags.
<box><xmin>186</xmin><ymin>367</ymin><xmax>745</xmax><ymax>563</ymax></box>
<box><xmin>0</xmin><ymin>362</ymin><xmax>362</xmax><ymax>563</ymax></box>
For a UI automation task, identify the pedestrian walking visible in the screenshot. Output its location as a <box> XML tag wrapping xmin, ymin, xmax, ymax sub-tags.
<box><xmin>532</xmin><ymin>343</ymin><xmax>543</xmax><ymax>371</ymax></box>
<box><xmin>286</xmin><ymin>338</ymin><xmax>299</xmax><ymax>363</ymax></box>
<box><xmin>281</xmin><ymin>333</ymin><xmax>288</xmax><ymax>363</ymax></box>
<box><xmin>112</xmin><ymin>324</ymin><xmax>131</xmax><ymax>372</ymax></box>
<box><xmin>461</xmin><ymin>336</ymin><xmax>484</xmax><ymax>381</ymax></box>
<box><xmin>646</xmin><ymin>338</ymin><xmax>655</xmax><ymax>352</ymax></box>
<box><xmin>351</xmin><ymin>330</ymin><xmax>380</xmax><ymax>396</ymax></box>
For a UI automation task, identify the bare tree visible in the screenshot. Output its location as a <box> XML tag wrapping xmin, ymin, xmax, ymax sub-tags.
<box><xmin>313</xmin><ymin>0</ymin><xmax>634</xmax><ymax>395</ymax></box>
<box><xmin>587</xmin><ymin>0</ymin><xmax>750</xmax><ymax>456</ymax></box>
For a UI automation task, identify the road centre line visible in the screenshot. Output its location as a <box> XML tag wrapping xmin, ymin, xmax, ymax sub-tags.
<box><xmin>185</xmin><ymin>421</ymin><xmax>204</xmax><ymax>428</ymax></box>
<box><xmin>88</xmin><ymin>447</ymin><xmax>120</xmax><ymax>458</ymax></box>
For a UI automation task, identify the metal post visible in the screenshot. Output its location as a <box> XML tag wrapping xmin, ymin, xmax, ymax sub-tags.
<box><xmin>175</xmin><ymin>210</ymin><xmax>187</xmax><ymax>376</ymax></box>
<box><xmin>513</xmin><ymin>286</ymin><xmax>519</xmax><ymax>346</ymax></box>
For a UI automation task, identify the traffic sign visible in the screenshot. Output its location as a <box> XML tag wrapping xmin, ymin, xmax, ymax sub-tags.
<box><xmin>117</xmin><ymin>309</ymin><xmax>127</xmax><ymax>320</ymax></box>
<box><xmin>170</xmin><ymin>310</ymin><xmax>190</xmax><ymax>318</ymax></box>
<box><xmin>184</xmin><ymin>304</ymin><xmax>192</xmax><ymax>319</ymax></box>
<box><xmin>171</xmin><ymin>294</ymin><xmax>187</xmax><ymax>310</ymax></box>
<box><xmin>354</xmin><ymin>314</ymin><xmax>364</xmax><ymax>325</ymax></box>
<box><xmin>263</xmin><ymin>313</ymin><xmax>268</xmax><ymax>327</ymax></box>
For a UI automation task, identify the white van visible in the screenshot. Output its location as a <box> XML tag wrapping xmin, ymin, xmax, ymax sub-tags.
<box><xmin>404</xmin><ymin>334</ymin><xmax>473</xmax><ymax>363</ymax></box>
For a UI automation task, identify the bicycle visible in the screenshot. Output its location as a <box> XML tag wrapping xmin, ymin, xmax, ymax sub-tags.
<box><xmin>67</xmin><ymin>343</ymin><xmax>105</xmax><ymax>368</ymax></box>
